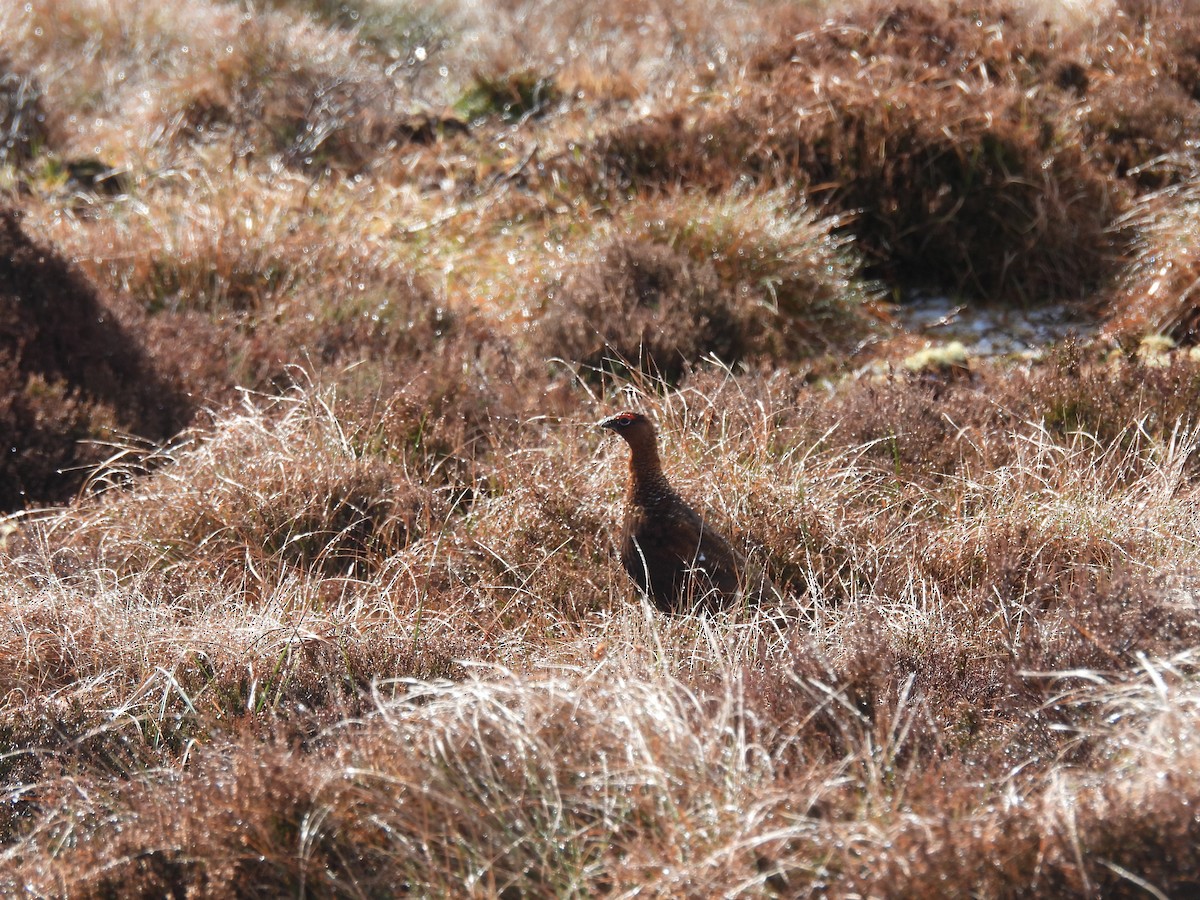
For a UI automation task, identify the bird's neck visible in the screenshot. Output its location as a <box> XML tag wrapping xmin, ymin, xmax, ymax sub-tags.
<box><xmin>626</xmin><ymin>439</ymin><xmax>674</xmax><ymax>508</ymax></box>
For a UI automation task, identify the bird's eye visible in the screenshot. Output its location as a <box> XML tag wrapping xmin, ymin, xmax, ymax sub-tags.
<box><xmin>617</xmin><ymin>413</ymin><xmax>635</xmax><ymax>426</ymax></box>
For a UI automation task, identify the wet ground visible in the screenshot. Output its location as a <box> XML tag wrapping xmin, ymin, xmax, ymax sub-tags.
<box><xmin>894</xmin><ymin>293</ymin><xmax>1096</xmax><ymax>358</ymax></box>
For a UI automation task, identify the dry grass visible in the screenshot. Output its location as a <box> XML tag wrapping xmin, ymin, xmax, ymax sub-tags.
<box><xmin>4</xmin><ymin>0</ymin><xmax>1200</xmax><ymax>896</ymax></box>
<box><xmin>534</xmin><ymin>188</ymin><xmax>879</xmax><ymax>379</ymax></box>
<box><xmin>1103</xmin><ymin>180</ymin><xmax>1200</xmax><ymax>344</ymax></box>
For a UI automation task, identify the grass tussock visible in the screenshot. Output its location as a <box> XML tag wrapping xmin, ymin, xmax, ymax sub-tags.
<box><xmin>0</xmin><ymin>55</ymin><xmax>50</xmax><ymax>166</ymax></box>
<box><xmin>1102</xmin><ymin>180</ymin><xmax>1200</xmax><ymax>344</ymax></box>
<box><xmin>5</xmin><ymin>0</ymin><xmax>1200</xmax><ymax>895</ymax></box>
<box><xmin>585</xmin><ymin>0</ymin><xmax>1128</xmax><ymax>302</ymax></box>
<box><xmin>32</xmin><ymin>381</ymin><xmax>498</xmax><ymax>582</ymax></box>
<box><xmin>536</xmin><ymin>188</ymin><xmax>879</xmax><ymax>379</ymax></box>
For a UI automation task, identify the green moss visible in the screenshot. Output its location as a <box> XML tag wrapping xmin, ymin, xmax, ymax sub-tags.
<box><xmin>455</xmin><ymin>70</ymin><xmax>560</xmax><ymax>123</ymax></box>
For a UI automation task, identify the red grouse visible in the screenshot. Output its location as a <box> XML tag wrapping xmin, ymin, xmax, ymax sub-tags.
<box><xmin>599</xmin><ymin>410</ymin><xmax>772</xmax><ymax>613</ymax></box>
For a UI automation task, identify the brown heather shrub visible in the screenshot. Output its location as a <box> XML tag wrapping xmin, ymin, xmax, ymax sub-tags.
<box><xmin>87</xmin><ymin>177</ymin><xmax>432</xmax><ymax>320</ymax></box>
<box><xmin>535</xmin><ymin>188</ymin><xmax>879</xmax><ymax>379</ymax></box>
<box><xmin>260</xmin><ymin>261</ymin><xmax>466</xmax><ymax>394</ymax></box>
<box><xmin>737</xmin><ymin>573</ymin><xmax>1200</xmax><ymax>889</ymax></box>
<box><xmin>537</xmin><ymin>237</ymin><xmax>742</xmax><ymax>381</ymax></box>
<box><xmin>1080</xmin><ymin>74</ymin><xmax>1200</xmax><ymax>190</ymax></box>
<box><xmin>590</xmin><ymin>90</ymin><xmax>1120</xmax><ymax>303</ymax></box>
<box><xmin>799</xmin><ymin>346</ymin><xmax>1200</xmax><ymax>489</ymax></box>
<box><xmin>697</xmin><ymin>354</ymin><xmax>1200</xmax><ymax>622</ymax></box>
<box><xmin>926</xmin><ymin>433</ymin><xmax>1197</xmax><ymax>600</ymax></box>
<box><xmin>1024</xmin><ymin>570</ymin><xmax>1200</xmax><ymax>674</ymax></box>
<box><xmin>1011</xmin><ymin>344</ymin><xmax>1200</xmax><ymax>440</ymax></box>
<box><xmin>1104</xmin><ymin>0</ymin><xmax>1200</xmax><ymax>100</ymax></box>
<box><xmin>1021</xmin><ymin>1</ymin><xmax>1200</xmax><ymax>192</ymax></box>
<box><xmin>443</xmin><ymin>425</ymin><xmax>624</xmax><ymax>622</ymax></box>
<box><xmin>581</xmin><ymin>0</ymin><xmax>1125</xmax><ymax>303</ymax></box>
<box><xmin>26</xmin><ymin>351</ymin><xmax>554</xmax><ymax>587</ymax></box>
<box><xmin>750</xmin><ymin>1</ymin><xmax>1067</xmax><ymax>88</ymax></box>
<box><xmin>740</xmin><ymin>611</ymin><xmax>1006</xmax><ymax>772</ymax></box>
<box><xmin>799</xmin><ymin>371</ymin><xmax>1006</xmax><ymax>481</ymax></box>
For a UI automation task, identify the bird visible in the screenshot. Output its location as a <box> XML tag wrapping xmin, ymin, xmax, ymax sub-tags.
<box><xmin>598</xmin><ymin>410</ymin><xmax>773</xmax><ymax>613</ymax></box>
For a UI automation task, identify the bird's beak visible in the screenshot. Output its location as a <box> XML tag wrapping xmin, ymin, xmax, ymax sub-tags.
<box><xmin>597</xmin><ymin>414</ymin><xmax>621</xmax><ymax>431</ymax></box>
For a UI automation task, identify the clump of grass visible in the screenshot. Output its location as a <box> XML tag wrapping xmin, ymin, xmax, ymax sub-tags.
<box><xmin>584</xmin><ymin>0</ymin><xmax>1125</xmax><ymax>303</ymax></box>
<box><xmin>833</xmin><ymin>657</ymin><xmax>1200</xmax><ymax>897</ymax></box>
<box><xmin>536</xmin><ymin>236</ymin><xmax>737</xmax><ymax>381</ymax></box>
<box><xmin>439</xmin><ymin>421</ymin><xmax>622</xmax><ymax>622</ymax></box>
<box><xmin>45</xmin><ymin>383</ymin><xmax>453</xmax><ymax>582</ymax></box>
<box><xmin>803</xmin><ymin>83</ymin><xmax>1114</xmax><ymax>300</ymax></box>
<box><xmin>1102</xmin><ymin>182</ymin><xmax>1200</xmax><ymax>344</ymax></box>
<box><xmin>922</xmin><ymin>419</ymin><xmax>1199</xmax><ymax>602</ymax></box>
<box><xmin>12</xmin><ymin>604</ymin><xmax>1200</xmax><ymax>896</ymax></box>
<box><xmin>1</xmin><ymin>663</ymin><xmax>805</xmax><ymax>897</ymax></box>
<box><xmin>535</xmin><ymin>188</ymin><xmax>878</xmax><ymax>379</ymax></box>
<box><xmin>636</xmin><ymin>188</ymin><xmax>882</xmax><ymax>355</ymax></box>
<box><xmin>0</xmin><ymin>570</ymin><xmax>473</xmax><ymax>883</ymax></box>
<box><xmin>303</xmin><ymin>0</ymin><xmax>463</xmax><ymax>102</ymax></box>
<box><xmin>168</xmin><ymin>12</ymin><xmax>407</xmax><ymax>170</ymax></box>
<box><xmin>0</xmin><ymin>57</ymin><xmax>49</xmax><ymax>166</ymax></box>
<box><xmin>1072</xmin><ymin>0</ymin><xmax>1200</xmax><ymax>188</ymax></box>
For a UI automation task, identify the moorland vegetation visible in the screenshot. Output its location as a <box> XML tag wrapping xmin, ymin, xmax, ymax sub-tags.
<box><xmin>4</xmin><ymin>0</ymin><xmax>1200</xmax><ymax>895</ymax></box>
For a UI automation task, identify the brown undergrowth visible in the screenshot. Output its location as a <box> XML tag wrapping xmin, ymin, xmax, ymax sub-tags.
<box><xmin>4</xmin><ymin>358</ymin><xmax>1200</xmax><ymax>895</ymax></box>
<box><xmin>4</xmin><ymin>0</ymin><xmax>1200</xmax><ymax>896</ymax></box>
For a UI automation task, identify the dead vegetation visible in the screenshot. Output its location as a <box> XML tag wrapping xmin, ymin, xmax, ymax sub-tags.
<box><xmin>4</xmin><ymin>0</ymin><xmax>1200</xmax><ymax>896</ymax></box>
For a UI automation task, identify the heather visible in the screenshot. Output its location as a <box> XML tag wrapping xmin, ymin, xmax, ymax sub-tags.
<box><xmin>4</xmin><ymin>0</ymin><xmax>1200</xmax><ymax>895</ymax></box>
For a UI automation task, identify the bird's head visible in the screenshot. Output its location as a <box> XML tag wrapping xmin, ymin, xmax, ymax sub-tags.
<box><xmin>598</xmin><ymin>410</ymin><xmax>656</xmax><ymax>446</ymax></box>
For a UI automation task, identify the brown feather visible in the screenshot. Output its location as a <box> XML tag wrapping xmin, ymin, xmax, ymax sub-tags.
<box><xmin>599</xmin><ymin>411</ymin><xmax>772</xmax><ymax>613</ymax></box>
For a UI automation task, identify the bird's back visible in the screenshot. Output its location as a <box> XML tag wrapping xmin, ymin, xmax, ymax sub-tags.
<box><xmin>620</xmin><ymin>491</ymin><xmax>747</xmax><ymax>613</ymax></box>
